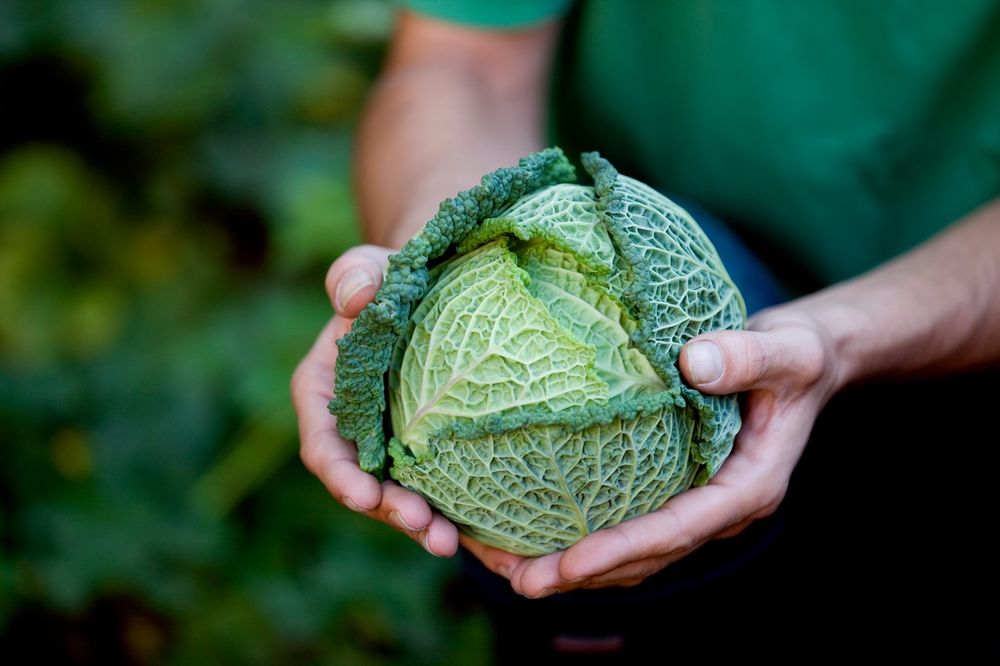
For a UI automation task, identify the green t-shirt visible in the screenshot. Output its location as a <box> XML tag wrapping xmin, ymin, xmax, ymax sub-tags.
<box><xmin>406</xmin><ymin>0</ymin><xmax>1000</xmax><ymax>286</ymax></box>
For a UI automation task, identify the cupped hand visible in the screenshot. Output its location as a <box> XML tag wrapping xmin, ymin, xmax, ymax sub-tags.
<box><xmin>484</xmin><ymin>306</ymin><xmax>844</xmax><ymax>598</ymax></box>
<box><xmin>294</xmin><ymin>253</ymin><xmax>844</xmax><ymax>589</ymax></box>
<box><xmin>291</xmin><ymin>245</ymin><xmax>459</xmax><ymax>557</ymax></box>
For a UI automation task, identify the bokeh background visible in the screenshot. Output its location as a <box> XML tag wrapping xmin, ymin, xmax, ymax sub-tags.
<box><xmin>0</xmin><ymin>1</ymin><xmax>490</xmax><ymax>663</ymax></box>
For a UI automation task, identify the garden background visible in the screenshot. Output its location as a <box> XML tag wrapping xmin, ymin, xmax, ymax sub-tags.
<box><xmin>0</xmin><ymin>1</ymin><xmax>490</xmax><ymax>663</ymax></box>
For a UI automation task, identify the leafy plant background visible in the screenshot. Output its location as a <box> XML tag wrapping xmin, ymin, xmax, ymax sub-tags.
<box><xmin>0</xmin><ymin>1</ymin><xmax>489</xmax><ymax>663</ymax></box>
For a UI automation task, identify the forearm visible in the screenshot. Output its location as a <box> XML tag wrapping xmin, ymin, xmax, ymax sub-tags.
<box><xmin>790</xmin><ymin>197</ymin><xmax>1000</xmax><ymax>387</ymax></box>
<box><xmin>355</xmin><ymin>14</ymin><xmax>558</xmax><ymax>248</ymax></box>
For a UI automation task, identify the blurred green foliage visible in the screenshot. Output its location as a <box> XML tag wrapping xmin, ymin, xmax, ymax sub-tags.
<box><xmin>0</xmin><ymin>1</ymin><xmax>490</xmax><ymax>663</ymax></box>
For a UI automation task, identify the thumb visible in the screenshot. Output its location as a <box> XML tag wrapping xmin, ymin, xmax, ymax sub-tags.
<box><xmin>679</xmin><ymin>326</ymin><xmax>827</xmax><ymax>394</ymax></box>
<box><xmin>325</xmin><ymin>245</ymin><xmax>393</xmax><ymax>318</ymax></box>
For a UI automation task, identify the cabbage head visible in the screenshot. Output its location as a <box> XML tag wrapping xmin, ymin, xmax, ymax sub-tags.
<box><xmin>331</xmin><ymin>149</ymin><xmax>745</xmax><ymax>556</ymax></box>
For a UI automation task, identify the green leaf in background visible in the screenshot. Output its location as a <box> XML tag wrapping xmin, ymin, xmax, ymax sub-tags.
<box><xmin>0</xmin><ymin>1</ymin><xmax>490</xmax><ymax>663</ymax></box>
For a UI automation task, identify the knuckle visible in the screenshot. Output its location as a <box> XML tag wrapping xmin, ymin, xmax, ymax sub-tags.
<box><xmin>792</xmin><ymin>326</ymin><xmax>829</xmax><ymax>387</ymax></box>
<box><xmin>289</xmin><ymin>362</ymin><xmax>307</xmax><ymax>399</ymax></box>
<box><xmin>717</xmin><ymin>522</ymin><xmax>750</xmax><ymax>539</ymax></box>
<box><xmin>656</xmin><ymin>507</ymin><xmax>697</xmax><ymax>554</ymax></box>
<box><xmin>673</xmin><ymin>530</ymin><xmax>697</xmax><ymax>555</ymax></box>
<box><xmin>634</xmin><ymin>559</ymin><xmax>664</xmax><ymax>580</ymax></box>
<box><xmin>739</xmin><ymin>334</ymin><xmax>771</xmax><ymax>386</ymax></box>
<box><xmin>771</xmin><ymin>482</ymin><xmax>788</xmax><ymax>506</ymax></box>
<box><xmin>376</xmin><ymin>500</ymin><xmax>399</xmax><ymax>524</ymax></box>
<box><xmin>298</xmin><ymin>441</ymin><xmax>321</xmax><ymax>474</ymax></box>
<box><xmin>411</xmin><ymin>530</ymin><xmax>430</xmax><ymax>551</ymax></box>
<box><xmin>324</xmin><ymin>261</ymin><xmax>344</xmax><ymax>299</ymax></box>
<box><xmin>327</xmin><ymin>246</ymin><xmax>384</xmax><ymax>278</ymax></box>
<box><xmin>752</xmin><ymin>482</ymin><xmax>788</xmax><ymax>519</ymax></box>
<box><xmin>356</xmin><ymin>243</ymin><xmax>385</xmax><ymax>255</ymax></box>
<box><xmin>523</xmin><ymin>582</ymin><xmax>549</xmax><ymax>599</ymax></box>
<box><xmin>324</xmin><ymin>249</ymin><xmax>369</xmax><ymax>297</ymax></box>
<box><xmin>735</xmin><ymin>324</ymin><xmax>832</xmax><ymax>391</ymax></box>
<box><xmin>754</xmin><ymin>501</ymin><xmax>780</xmax><ymax>521</ymax></box>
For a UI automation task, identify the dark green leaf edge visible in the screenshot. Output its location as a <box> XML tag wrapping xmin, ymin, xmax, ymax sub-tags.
<box><xmin>330</xmin><ymin>148</ymin><xmax>577</xmax><ymax>475</ymax></box>
<box><xmin>581</xmin><ymin>151</ymin><xmax>742</xmax><ymax>485</ymax></box>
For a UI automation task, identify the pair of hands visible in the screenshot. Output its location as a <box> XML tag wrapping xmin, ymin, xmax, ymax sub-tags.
<box><xmin>292</xmin><ymin>244</ymin><xmax>842</xmax><ymax>598</ymax></box>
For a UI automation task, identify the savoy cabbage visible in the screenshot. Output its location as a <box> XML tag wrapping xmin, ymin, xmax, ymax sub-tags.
<box><xmin>331</xmin><ymin>149</ymin><xmax>745</xmax><ymax>555</ymax></box>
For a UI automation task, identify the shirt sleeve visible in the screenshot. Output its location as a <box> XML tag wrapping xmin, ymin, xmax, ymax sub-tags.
<box><xmin>402</xmin><ymin>0</ymin><xmax>573</xmax><ymax>29</ymax></box>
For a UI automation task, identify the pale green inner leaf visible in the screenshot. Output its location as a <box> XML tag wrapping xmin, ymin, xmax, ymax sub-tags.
<box><xmin>391</xmin><ymin>241</ymin><xmax>608</xmax><ymax>457</ymax></box>
<box><xmin>518</xmin><ymin>244</ymin><xmax>667</xmax><ymax>401</ymax></box>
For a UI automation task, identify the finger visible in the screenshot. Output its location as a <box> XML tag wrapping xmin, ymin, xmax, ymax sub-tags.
<box><xmin>679</xmin><ymin>326</ymin><xmax>827</xmax><ymax>395</ymax></box>
<box><xmin>378</xmin><ymin>504</ymin><xmax>458</xmax><ymax>557</ymax></box>
<box><xmin>298</xmin><ymin>413</ymin><xmax>382</xmax><ymax>512</ymax></box>
<box><xmin>509</xmin><ymin>551</ymin><xmax>564</xmax><ymax>598</ymax></box>
<box><xmin>562</xmin><ymin>555</ymin><xmax>681</xmax><ymax>592</ymax></box>
<box><xmin>564</xmin><ymin>484</ymin><xmax>774</xmax><ymax>588</ymax></box>
<box><xmin>559</xmin><ymin>483</ymin><xmax>756</xmax><ymax>582</ymax></box>
<box><xmin>578</xmin><ymin>576</ymin><xmax>646</xmax><ymax>590</ymax></box>
<box><xmin>459</xmin><ymin>534</ymin><xmax>525</xmax><ymax>580</ymax></box>
<box><xmin>293</xmin><ymin>318</ymin><xmax>381</xmax><ymax>511</ymax></box>
<box><xmin>377</xmin><ymin>481</ymin><xmax>433</xmax><ymax>533</ymax></box>
<box><xmin>325</xmin><ymin>245</ymin><xmax>393</xmax><ymax>317</ymax></box>
<box><xmin>572</xmin><ymin>555</ymin><xmax>673</xmax><ymax>590</ymax></box>
<box><xmin>715</xmin><ymin>517</ymin><xmax>755</xmax><ymax>539</ymax></box>
<box><xmin>319</xmin><ymin>453</ymin><xmax>383</xmax><ymax>512</ymax></box>
<box><xmin>423</xmin><ymin>513</ymin><xmax>460</xmax><ymax>557</ymax></box>
<box><xmin>513</xmin><ymin>552</ymin><xmax>666</xmax><ymax>598</ymax></box>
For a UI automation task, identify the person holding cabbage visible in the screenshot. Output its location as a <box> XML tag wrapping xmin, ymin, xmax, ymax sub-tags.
<box><xmin>292</xmin><ymin>2</ymin><xmax>1000</xmax><ymax>660</ymax></box>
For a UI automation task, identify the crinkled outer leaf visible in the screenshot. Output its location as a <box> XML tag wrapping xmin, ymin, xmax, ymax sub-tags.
<box><xmin>331</xmin><ymin>148</ymin><xmax>576</xmax><ymax>474</ymax></box>
<box><xmin>582</xmin><ymin>152</ymin><xmax>746</xmax><ymax>481</ymax></box>
<box><xmin>390</xmin><ymin>392</ymin><xmax>696</xmax><ymax>556</ymax></box>
<box><xmin>458</xmin><ymin>184</ymin><xmax>616</xmax><ymax>274</ymax></box>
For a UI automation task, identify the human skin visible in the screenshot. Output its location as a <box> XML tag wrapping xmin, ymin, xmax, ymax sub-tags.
<box><xmin>291</xmin><ymin>12</ymin><xmax>1000</xmax><ymax>597</ymax></box>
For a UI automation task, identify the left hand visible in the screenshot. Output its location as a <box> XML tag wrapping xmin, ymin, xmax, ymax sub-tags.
<box><xmin>294</xmin><ymin>245</ymin><xmax>460</xmax><ymax>557</ymax></box>
<box><xmin>462</xmin><ymin>305</ymin><xmax>843</xmax><ymax>598</ymax></box>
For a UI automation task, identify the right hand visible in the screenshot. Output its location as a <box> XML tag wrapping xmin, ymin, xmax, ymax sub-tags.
<box><xmin>494</xmin><ymin>306</ymin><xmax>839</xmax><ymax>597</ymax></box>
<box><xmin>291</xmin><ymin>245</ymin><xmax>460</xmax><ymax>557</ymax></box>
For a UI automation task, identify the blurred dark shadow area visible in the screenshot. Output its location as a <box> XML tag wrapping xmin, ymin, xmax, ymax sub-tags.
<box><xmin>0</xmin><ymin>2</ymin><xmax>489</xmax><ymax>663</ymax></box>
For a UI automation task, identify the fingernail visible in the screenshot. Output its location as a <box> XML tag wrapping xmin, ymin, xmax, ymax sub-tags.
<box><xmin>561</xmin><ymin>576</ymin><xmax>585</xmax><ymax>584</ymax></box>
<box><xmin>497</xmin><ymin>566</ymin><xmax>511</xmax><ymax>580</ymax></box>
<box><xmin>686</xmin><ymin>341</ymin><xmax>724</xmax><ymax>385</ymax></box>
<box><xmin>389</xmin><ymin>510</ymin><xmax>418</xmax><ymax>532</ymax></box>
<box><xmin>335</xmin><ymin>269</ymin><xmax>375</xmax><ymax>312</ymax></box>
<box><xmin>421</xmin><ymin>531</ymin><xmax>440</xmax><ymax>557</ymax></box>
<box><xmin>343</xmin><ymin>497</ymin><xmax>365</xmax><ymax>513</ymax></box>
